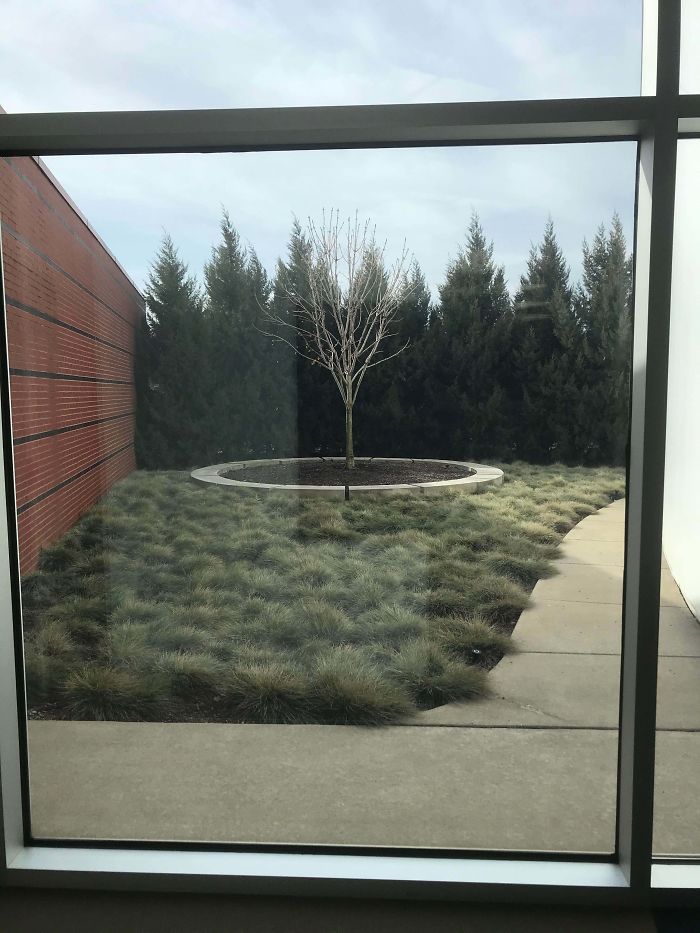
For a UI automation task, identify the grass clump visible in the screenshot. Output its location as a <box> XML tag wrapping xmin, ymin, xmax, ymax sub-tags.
<box><xmin>62</xmin><ymin>667</ymin><xmax>163</xmax><ymax>721</ymax></box>
<box><xmin>37</xmin><ymin>538</ymin><xmax>80</xmax><ymax>573</ymax></box>
<box><xmin>431</xmin><ymin>614</ymin><xmax>514</xmax><ymax>666</ymax></box>
<box><xmin>24</xmin><ymin>648</ymin><xmax>71</xmax><ymax>704</ymax></box>
<box><xmin>155</xmin><ymin>651</ymin><xmax>223</xmax><ymax>701</ymax></box>
<box><xmin>389</xmin><ymin>642</ymin><xmax>488</xmax><ymax>708</ymax></box>
<box><xmin>22</xmin><ymin>462</ymin><xmax>624</xmax><ymax>725</ymax></box>
<box><xmin>311</xmin><ymin>647</ymin><xmax>413</xmax><ymax>725</ymax></box>
<box><xmin>221</xmin><ymin>662</ymin><xmax>313</xmax><ymax>724</ymax></box>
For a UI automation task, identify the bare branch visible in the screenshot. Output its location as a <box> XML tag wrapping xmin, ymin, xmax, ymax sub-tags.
<box><xmin>261</xmin><ymin>210</ymin><xmax>416</xmax><ymax>460</ymax></box>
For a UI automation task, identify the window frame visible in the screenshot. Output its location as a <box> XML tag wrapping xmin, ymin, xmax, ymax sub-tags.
<box><xmin>1</xmin><ymin>0</ymin><xmax>698</xmax><ymax>903</ymax></box>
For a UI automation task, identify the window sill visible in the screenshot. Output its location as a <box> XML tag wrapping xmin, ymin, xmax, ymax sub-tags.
<box><xmin>4</xmin><ymin>846</ymin><xmax>629</xmax><ymax>899</ymax></box>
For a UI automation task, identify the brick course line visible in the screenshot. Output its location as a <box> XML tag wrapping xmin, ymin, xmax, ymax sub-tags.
<box><xmin>1</xmin><ymin>223</ymin><xmax>136</xmax><ymax>330</ymax></box>
<box><xmin>6</xmin><ymin>297</ymin><xmax>134</xmax><ymax>357</ymax></box>
<box><xmin>10</xmin><ymin>368</ymin><xmax>133</xmax><ymax>386</ymax></box>
<box><xmin>18</xmin><ymin>448</ymin><xmax>135</xmax><ymax>572</ymax></box>
<box><xmin>9</xmin><ymin>377</ymin><xmax>135</xmax><ymax>437</ymax></box>
<box><xmin>16</xmin><ymin>441</ymin><xmax>135</xmax><ymax>515</ymax></box>
<box><xmin>2</xmin><ymin>237</ymin><xmax>134</xmax><ymax>347</ymax></box>
<box><xmin>13</xmin><ymin>411</ymin><xmax>135</xmax><ymax>446</ymax></box>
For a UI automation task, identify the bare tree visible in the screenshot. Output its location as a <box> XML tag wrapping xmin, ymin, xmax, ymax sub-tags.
<box><xmin>263</xmin><ymin>211</ymin><xmax>414</xmax><ymax>469</ymax></box>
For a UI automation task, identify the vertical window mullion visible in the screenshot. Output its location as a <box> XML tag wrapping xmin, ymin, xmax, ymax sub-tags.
<box><xmin>617</xmin><ymin>0</ymin><xmax>680</xmax><ymax>890</ymax></box>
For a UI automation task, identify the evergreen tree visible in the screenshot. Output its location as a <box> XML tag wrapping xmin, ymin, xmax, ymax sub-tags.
<box><xmin>203</xmin><ymin>211</ymin><xmax>296</xmax><ymax>460</ymax></box>
<box><xmin>420</xmin><ymin>215</ymin><xmax>513</xmax><ymax>459</ymax></box>
<box><xmin>135</xmin><ymin>235</ymin><xmax>212</xmax><ymax>468</ymax></box>
<box><xmin>512</xmin><ymin>219</ymin><xmax>582</xmax><ymax>461</ymax></box>
<box><xmin>271</xmin><ymin>220</ymin><xmax>342</xmax><ymax>456</ymax></box>
<box><xmin>575</xmin><ymin>214</ymin><xmax>633</xmax><ymax>464</ymax></box>
<box><xmin>514</xmin><ymin>218</ymin><xmax>573</xmax><ymax>351</ymax></box>
<box><xmin>135</xmin><ymin>211</ymin><xmax>633</xmax><ymax>472</ymax></box>
<box><xmin>355</xmin><ymin>261</ymin><xmax>432</xmax><ymax>455</ymax></box>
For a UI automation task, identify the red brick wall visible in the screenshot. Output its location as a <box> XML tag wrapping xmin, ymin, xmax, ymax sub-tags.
<box><xmin>0</xmin><ymin>155</ymin><xmax>142</xmax><ymax>574</ymax></box>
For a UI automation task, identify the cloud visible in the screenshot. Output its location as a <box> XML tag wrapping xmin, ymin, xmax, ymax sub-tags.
<box><xmin>1</xmin><ymin>0</ymin><xmax>641</xmax><ymax>294</ymax></box>
<box><xmin>40</xmin><ymin>143</ymin><xmax>636</xmax><ymax>298</ymax></box>
<box><xmin>1</xmin><ymin>0</ymin><xmax>641</xmax><ymax>111</ymax></box>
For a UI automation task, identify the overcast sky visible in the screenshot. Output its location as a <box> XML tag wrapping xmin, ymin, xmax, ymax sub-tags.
<box><xmin>0</xmin><ymin>1</ymin><xmax>642</xmax><ymax>296</ymax></box>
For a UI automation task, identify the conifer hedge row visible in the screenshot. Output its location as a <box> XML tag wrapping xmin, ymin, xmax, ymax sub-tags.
<box><xmin>136</xmin><ymin>212</ymin><xmax>631</xmax><ymax>469</ymax></box>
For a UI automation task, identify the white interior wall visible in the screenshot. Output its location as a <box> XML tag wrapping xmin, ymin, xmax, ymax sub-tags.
<box><xmin>663</xmin><ymin>139</ymin><xmax>700</xmax><ymax>617</ymax></box>
<box><xmin>661</xmin><ymin>1</ymin><xmax>700</xmax><ymax>616</ymax></box>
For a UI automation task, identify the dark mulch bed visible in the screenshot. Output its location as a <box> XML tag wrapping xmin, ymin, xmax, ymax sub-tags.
<box><xmin>225</xmin><ymin>459</ymin><xmax>475</xmax><ymax>486</ymax></box>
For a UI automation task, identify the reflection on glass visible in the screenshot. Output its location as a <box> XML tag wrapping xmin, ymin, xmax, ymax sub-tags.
<box><xmin>0</xmin><ymin>146</ymin><xmax>634</xmax><ymax>851</ymax></box>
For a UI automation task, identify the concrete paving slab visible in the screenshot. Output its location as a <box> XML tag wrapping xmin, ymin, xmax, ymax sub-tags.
<box><xmin>661</xmin><ymin>568</ymin><xmax>689</xmax><ymax>607</ymax></box>
<box><xmin>512</xmin><ymin>600</ymin><xmax>622</xmax><ymax>655</ymax></box>
<box><xmin>558</xmin><ymin>539</ymin><xmax>624</xmax><ymax>566</ymax></box>
<box><xmin>531</xmin><ymin>564</ymin><xmax>623</xmax><ymax>604</ymax></box>
<box><xmin>418</xmin><ymin>654</ymin><xmax>620</xmax><ymax>728</ymax></box>
<box><xmin>654</xmin><ymin>731</ymin><xmax>700</xmax><ymax>855</ymax></box>
<box><xmin>27</xmin><ymin>721</ymin><xmax>617</xmax><ymax>853</ymax></box>
<box><xmin>658</xmin><ymin>606</ymin><xmax>700</xmax><ymax>656</ymax></box>
<box><xmin>423</xmin><ymin>656</ymin><xmax>700</xmax><ymax>731</ymax></box>
<box><xmin>605</xmin><ymin>498</ymin><xmax>626</xmax><ymax>510</ymax></box>
<box><xmin>487</xmin><ymin>654</ymin><xmax>621</xmax><ymax>727</ymax></box>
<box><xmin>557</xmin><ymin>538</ymin><xmax>667</xmax><ymax>570</ymax></box>
<box><xmin>414</xmin><ymin>693</ymin><xmax>570</xmax><ymax>728</ymax></box>
<box><xmin>657</xmin><ymin>658</ymin><xmax>700</xmax><ymax>729</ymax></box>
<box><xmin>513</xmin><ymin>603</ymin><xmax>700</xmax><ymax>657</ymax></box>
<box><xmin>580</xmin><ymin>506</ymin><xmax>626</xmax><ymax>523</ymax></box>
<box><xmin>566</xmin><ymin>521</ymin><xmax>629</xmax><ymax>542</ymax></box>
<box><xmin>418</xmin><ymin>655</ymin><xmax>700</xmax><ymax>730</ymax></box>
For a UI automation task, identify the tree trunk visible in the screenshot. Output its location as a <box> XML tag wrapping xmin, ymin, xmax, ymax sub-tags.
<box><xmin>345</xmin><ymin>402</ymin><xmax>355</xmax><ymax>470</ymax></box>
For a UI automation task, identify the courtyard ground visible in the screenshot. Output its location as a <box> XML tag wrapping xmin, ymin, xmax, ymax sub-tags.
<box><xmin>21</xmin><ymin>462</ymin><xmax>624</xmax><ymax>725</ymax></box>
<box><xmin>28</xmin><ymin>497</ymin><xmax>700</xmax><ymax>852</ymax></box>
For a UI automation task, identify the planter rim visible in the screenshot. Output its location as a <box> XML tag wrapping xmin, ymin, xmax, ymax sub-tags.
<box><xmin>190</xmin><ymin>457</ymin><xmax>504</xmax><ymax>498</ymax></box>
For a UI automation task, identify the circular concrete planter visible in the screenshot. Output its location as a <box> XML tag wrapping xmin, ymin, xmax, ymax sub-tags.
<box><xmin>190</xmin><ymin>457</ymin><xmax>504</xmax><ymax>499</ymax></box>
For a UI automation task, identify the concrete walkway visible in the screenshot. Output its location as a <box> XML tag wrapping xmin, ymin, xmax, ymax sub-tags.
<box><xmin>417</xmin><ymin>497</ymin><xmax>700</xmax><ymax>730</ymax></box>
<box><xmin>27</xmin><ymin>499</ymin><xmax>700</xmax><ymax>855</ymax></box>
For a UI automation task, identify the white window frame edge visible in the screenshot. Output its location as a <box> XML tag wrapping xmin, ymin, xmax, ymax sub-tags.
<box><xmin>0</xmin><ymin>0</ymin><xmax>697</xmax><ymax>903</ymax></box>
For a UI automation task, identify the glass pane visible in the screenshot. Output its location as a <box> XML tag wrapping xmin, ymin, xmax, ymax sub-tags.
<box><xmin>0</xmin><ymin>0</ymin><xmax>642</xmax><ymax>112</ymax></box>
<box><xmin>0</xmin><ymin>143</ymin><xmax>635</xmax><ymax>851</ymax></box>
<box><xmin>653</xmin><ymin>139</ymin><xmax>700</xmax><ymax>857</ymax></box>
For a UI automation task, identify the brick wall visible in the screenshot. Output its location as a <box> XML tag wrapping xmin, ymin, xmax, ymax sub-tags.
<box><xmin>0</xmin><ymin>155</ymin><xmax>142</xmax><ymax>574</ymax></box>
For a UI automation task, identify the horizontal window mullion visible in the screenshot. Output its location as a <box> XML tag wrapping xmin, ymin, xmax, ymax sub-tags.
<box><xmin>0</xmin><ymin>98</ymin><xmax>655</xmax><ymax>156</ymax></box>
